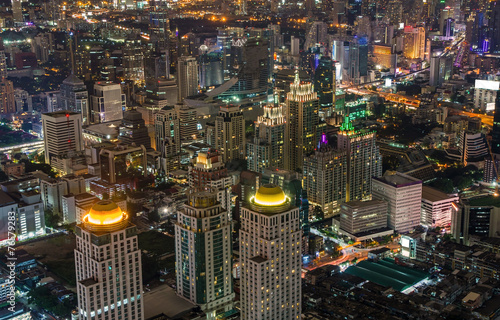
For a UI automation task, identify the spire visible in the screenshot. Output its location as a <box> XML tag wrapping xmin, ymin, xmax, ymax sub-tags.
<box><xmin>339</xmin><ymin>115</ymin><xmax>355</xmax><ymax>133</ymax></box>
<box><xmin>294</xmin><ymin>68</ymin><xmax>300</xmax><ymax>85</ymax></box>
<box><xmin>318</xmin><ymin>132</ymin><xmax>328</xmax><ymax>149</ymax></box>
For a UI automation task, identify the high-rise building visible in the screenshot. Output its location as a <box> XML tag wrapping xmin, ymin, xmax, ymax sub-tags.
<box><xmin>75</xmin><ymin>200</ymin><xmax>144</xmax><ymax>320</ymax></box>
<box><xmin>199</xmin><ymin>49</ymin><xmax>223</xmax><ymax>89</ymax></box>
<box><xmin>240</xmin><ymin>184</ymin><xmax>301</xmax><ymax>320</ymax></box>
<box><xmin>285</xmin><ymin>72</ymin><xmax>320</xmax><ymax>171</ymax></box>
<box><xmin>99</xmin><ymin>144</ymin><xmax>147</xmax><ymax>185</ymax></box>
<box><xmin>340</xmin><ymin>199</ymin><xmax>388</xmax><ymax>236</ymax></box>
<box><xmin>246</xmin><ymin>104</ymin><xmax>286</xmax><ymax>173</ymax></box>
<box><xmin>346</xmin><ymin>37</ymin><xmax>369</xmax><ymax>85</ymax></box>
<box><xmin>188</xmin><ymin>150</ymin><xmax>233</xmax><ymax>211</ymax></box>
<box><xmin>155</xmin><ymin>107</ymin><xmax>181</xmax><ymax>174</ymax></box>
<box><xmin>303</xmin><ymin>133</ymin><xmax>347</xmax><ymax>214</ymax></box>
<box><xmin>140</xmin><ymin>78</ymin><xmax>178</xmax><ymax>125</ymax></box>
<box><xmin>214</xmin><ymin>105</ymin><xmax>245</xmax><ymax>163</ymax></box>
<box><xmin>42</xmin><ymin>111</ymin><xmax>84</xmax><ymax>167</ymax></box>
<box><xmin>314</xmin><ymin>56</ymin><xmax>336</xmax><ymax>119</ymax></box>
<box><xmin>492</xmin><ymin>91</ymin><xmax>500</xmax><ymax>154</ymax></box>
<box><xmin>0</xmin><ymin>80</ymin><xmax>15</xmax><ymax>115</ymax></box>
<box><xmin>123</xmin><ymin>36</ymin><xmax>145</xmax><ymax>84</ymax></box>
<box><xmin>118</xmin><ymin>109</ymin><xmax>151</xmax><ymax>150</ymax></box>
<box><xmin>474</xmin><ymin>80</ymin><xmax>499</xmax><ymax>111</ymax></box>
<box><xmin>175</xmin><ymin>103</ymin><xmax>198</xmax><ymax>144</ymax></box>
<box><xmin>458</xmin><ymin>132</ymin><xmax>489</xmax><ymax>165</ymax></box>
<box><xmin>403</xmin><ymin>26</ymin><xmax>426</xmax><ymax>60</ymax></box>
<box><xmin>59</xmin><ymin>74</ymin><xmax>90</xmax><ymax>124</ymax></box>
<box><xmin>421</xmin><ymin>186</ymin><xmax>459</xmax><ymax>228</ymax></box>
<box><xmin>304</xmin><ymin>21</ymin><xmax>328</xmax><ymax>50</ymax></box>
<box><xmin>429</xmin><ymin>55</ymin><xmax>453</xmax><ymax>87</ymax></box>
<box><xmin>175</xmin><ymin>189</ymin><xmax>234</xmax><ymax>318</ymax></box>
<box><xmin>12</xmin><ymin>0</ymin><xmax>22</xmax><ymax>25</ymax></box>
<box><xmin>177</xmin><ymin>56</ymin><xmax>199</xmax><ymax>102</ymax></box>
<box><xmin>337</xmin><ymin>118</ymin><xmax>382</xmax><ymax>202</ymax></box>
<box><xmin>372</xmin><ymin>172</ymin><xmax>423</xmax><ymax>234</ymax></box>
<box><xmin>90</xmin><ymin>82</ymin><xmax>125</xmax><ymax>123</ymax></box>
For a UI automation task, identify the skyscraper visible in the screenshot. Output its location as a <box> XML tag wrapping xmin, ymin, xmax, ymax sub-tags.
<box><xmin>314</xmin><ymin>57</ymin><xmax>336</xmax><ymax>119</ymax></box>
<box><xmin>188</xmin><ymin>150</ymin><xmax>233</xmax><ymax>211</ymax></box>
<box><xmin>429</xmin><ymin>55</ymin><xmax>453</xmax><ymax>87</ymax></box>
<box><xmin>214</xmin><ymin>105</ymin><xmax>245</xmax><ymax>163</ymax></box>
<box><xmin>337</xmin><ymin>118</ymin><xmax>382</xmax><ymax>202</ymax></box>
<box><xmin>246</xmin><ymin>104</ymin><xmax>286</xmax><ymax>173</ymax></box>
<box><xmin>118</xmin><ymin>109</ymin><xmax>151</xmax><ymax>150</ymax></box>
<box><xmin>303</xmin><ymin>133</ymin><xmax>347</xmax><ymax>215</ymax></box>
<box><xmin>240</xmin><ymin>184</ymin><xmax>301</xmax><ymax>320</ymax></box>
<box><xmin>175</xmin><ymin>189</ymin><xmax>234</xmax><ymax>319</ymax></box>
<box><xmin>403</xmin><ymin>26</ymin><xmax>426</xmax><ymax>60</ymax></box>
<box><xmin>12</xmin><ymin>0</ymin><xmax>22</xmax><ymax>25</ymax></box>
<box><xmin>285</xmin><ymin>72</ymin><xmax>320</xmax><ymax>171</ymax></box>
<box><xmin>90</xmin><ymin>82</ymin><xmax>125</xmax><ymax>124</ymax></box>
<box><xmin>177</xmin><ymin>56</ymin><xmax>199</xmax><ymax>102</ymax></box>
<box><xmin>75</xmin><ymin>200</ymin><xmax>144</xmax><ymax>320</ymax></box>
<box><xmin>154</xmin><ymin>107</ymin><xmax>181</xmax><ymax>174</ymax></box>
<box><xmin>491</xmin><ymin>91</ymin><xmax>500</xmax><ymax>154</ymax></box>
<box><xmin>42</xmin><ymin>111</ymin><xmax>84</xmax><ymax>168</ymax></box>
<box><xmin>372</xmin><ymin>172</ymin><xmax>423</xmax><ymax>234</ymax></box>
<box><xmin>59</xmin><ymin>74</ymin><xmax>90</xmax><ymax>124</ymax></box>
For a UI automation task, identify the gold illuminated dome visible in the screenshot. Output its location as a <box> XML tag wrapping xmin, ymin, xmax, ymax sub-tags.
<box><xmin>86</xmin><ymin>200</ymin><xmax>125</xmax><ymax>225</ymax></box>
<box><xmin>253</xmin><ymin>184</ymin><xmax>288</xmax><ymax>206</ymax></box>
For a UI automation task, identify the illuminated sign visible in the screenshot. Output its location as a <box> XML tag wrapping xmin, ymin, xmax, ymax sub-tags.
<box><xmin>475</xmin><ymin>80</ymin><xmax>500</xmax><ymax>91</ymax></box>
<box><xmin>486</xmin><ymin>102</ymin><xmax>496</xmax><ymax>111</ymax></box>
<box><xmin>231</xmin><ymin>38</ymin><xmax>247</xmax><ymax>47</ymax></box>
<box><xmin>385</xmin><ymin>78</ymin><xmax>392</xmax><ymax>87</ymax></box>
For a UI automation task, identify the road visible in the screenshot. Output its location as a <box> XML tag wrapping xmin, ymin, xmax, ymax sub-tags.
<box><xmin>459</xmin><ymin>111</ymin><xmax>493</xmax><ymax>127</ymax></box>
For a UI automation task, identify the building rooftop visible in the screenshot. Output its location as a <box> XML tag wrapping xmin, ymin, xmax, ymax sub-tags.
<box><xmin>83</xmin><ymin>121</ymin><xmax>121</xmax><ymax>136</ymax></box>
<box><xmin>468</xmin><ymin>195</ymin><xmax>500</xmax><ymax>207</ymax></box>
<box><xmin>0</xmin><ymin>189</ymin><xmax>15</xmax><ymax>205</ymax></box>
<box><xmin>42</xmin><ymin>110</ymin><xmax>80</xmax><ymax>118</ymax></box>
<box><xmin>422</xmin><ymin>186</ymin><xmax>456</xmax><ymax>202</ymax></box>
<box><xmin>344</xmin><ymin>199</ymin><xmax>387</xmax><ymax>209</ymax></box>
<box><xmin>373</xmin><ymin>172</ymin><xmax>422</xmax><ymax>188</ymax></box>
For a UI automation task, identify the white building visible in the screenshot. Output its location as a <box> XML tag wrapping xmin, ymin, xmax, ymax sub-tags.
<box><xmin>421</xmin><ymin>186</ymin><xmax>458</xmax><ymax>228</ymax></box>
<box><xmin>340</xmin><ymin>199</ymin><xmax>389</xmax><ymax>237</ymax></box>
<box><xmin>474</xmin><ymin>80</ymin><xmax>500</xmax><ymax>111</ymax></box>
<box><xmin>41</xmin><ymin>175</ymin><xmax>86</xmax><ymax>218</ymax></box>
<box><xmin>175</xmin><ymin>189</ymin><xmax>234</xmax><ymax>319</ymax></box>
<box><xmin>240</xmin><ymin>184</ymin><xmax>301</xmax><ymax>320</ymax></box>
<box><xmin>62</xmin><ymin>192</ymin><xmax>98</xmax><ymax>224</ymax></box>
<box><xmin>75</xmin><ymin>200</ymin><xmax>143</xmax><ymax>320</ymax></box>
<box><xmin>372</xmin><ymin>172</ymin><xmax>422</xmax><ymax>234</ymax></box>
<box><xmin>90</xmin><ymin>82</ymin><xmax>125</xmax><ymax>124</ymax></box>
<box><xmin>42</xmin><ymin>111</ymin><xmax>84</xmax><ymax>168</ymax></box>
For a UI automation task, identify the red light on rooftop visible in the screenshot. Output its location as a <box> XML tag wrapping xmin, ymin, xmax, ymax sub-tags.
<box><xmin>66</xmin><ymin>113</ymin><xmax>70</xmax><ymax>118</ymax></box>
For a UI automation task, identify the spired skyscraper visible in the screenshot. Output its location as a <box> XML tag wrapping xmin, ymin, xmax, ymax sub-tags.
<box><xmin>246</xmin><ymin>104</ymin><xmax>286</xmax><ymax>173</ymax></box>
<box><xmin>175</xmin><ymin>189</ymin><xmax>234</xmax><ymax>319</ymax></box>
<box><xmin>285</xmin><ymin>71</ymin><xmax>320</xmax><ymax>171</ymax></box>
<box><xmin>75</xmin><ymin>200</ymin><xmax>144</xmax><ymax>320</ymax></box>
<box><xmin>240</xmin><ymin>184</ymin><xmax>301</xmax><ymax>320</ymax></box>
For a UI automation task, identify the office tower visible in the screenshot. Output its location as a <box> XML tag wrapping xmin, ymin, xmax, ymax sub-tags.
<box><xmin>0</xmin><ymin>41</ymin><xmax>7</xmax><ymax>81</ymax></box>
<box><xmin>215</xmin><ymin>36</ymin><xmax>271</xmax><ymax>106</ymax></box>
<box><xmin>177</xmin><ymin>56</ymin><xmax>199</xmax><ymax>102</ymax></box>
<box><xmin>155</xmin><ymin>107</ymin><xmax>181</xmax><ymax>174</ymax></box>
<box><xmin>240</xmin><ymin>184</ymin><xmax>301</xmax><ymax>320</ymax></box>
<box><xmin>99</xmin><ymin>144</ymin><xmax>147</xmax><ymax>185</ymax></box>
<box><xmin>199</xmin><ymin>48</ymin><xmax>223</xmax><ymax>89</ymax></box>
<box><xmin>285</xmin><ymin>72</ymin><xmax>319</xmax><ymax>171</ymax></box>
<box><xmin>175</xmin><ymin>103</ymin><xmax>198</xmax><ymax>144</ymax></box>
<box><xmin>403</xmin><ymin>26</ymin><xmax>426</xmax><ymax>60</ymax></box>
<box><xmin>291</xmin><ymin>36</ymin><xmax>300</xmax><ymax>56</ymax></box>
<box><xmin>304</xmin><ymin>21</ymin><xmax>328</xmax><ymax>50</ymax></box>
<box><xmin>347</xmin><ymin>37</ymin><xmax>369</xmax><ymax>85</ymax></box>
<box><xmin>303</xmin><ymin>133</ymin><xmax>347</xmax><ymax>215</ymax></box>
<box><xmin>140</xmin><ymin>78</ymin><xmax>178</xmax><ymax>125</ymax></box>
<box><xmin>12</xmin><ymin>0</ymin><xmax>22</xmax><ymax>25</ymax></box>
<box><xmin>42</xmin><ymin>111</ymin><xmax>84</xmax><ymax>167</ymax></box>
<box><xmin>75</xmin><ymin>200</ymin><xmax>144</xmax><ymax>320</ymax></box>
<box><xmin>246</xmin><ymin>104</ymin><xmax>286</xmax><ymax>173</ymax></box>
<box><xmin>337</xmin><ymin>118</ymin><xmax>382</xmax><ymax>202</ymax></box>
<box><xmin>188</xmin><ymin>150</ymin><xmax>233</xmax><ymax>211</ymax></box>
<box><xmin>451</xmin><ymin>196</ymin><xmax>500</xmax><ymax>245</ymax></box>
<box><xmin>340</xmin><ymin>200</ymin><xmax>388</xmax><ymax>236</ymax></box>
<box><xmin>275</xmin><ymin>69</ymin><xmax>310</xmax><ymax>103</ymax></box>
<box><xmin>118</xmin><ymin>109</ymin><xmax>151</xmax><ymax>150</ymax></box>
<box><xmin>421</xmin><ymin>186</ymin><xmax>459</xmax><ymax>228</ymax></box>
<box><xmin>492</xmin><ymin>92</ymin><xmax>500</xmax><ymax>154</ymax></box>
<box><xmin>214</xmin><ymin>105</ymin><xmax>245</xmax><ymax>163</ymax></box>
<box><xmin>175</xmin><ymin>189</ymin><xmax>234</xmax><ymax>318</ymax></box>
<box><xmin>123</xmin><ymin>36</ymin><xmax>145</xmax><ymax>84</ymax></box>
<box><xmin>372</xmin><ymin>172</ymin><xmax>423</xmax><ymax>234</ymax></box>
<box><xmin>490</xmin><ymin>1</ymin><xmax>500</xmax><ymax>53</ymax></box>
<box><xmin>149</xmin><ymin>10</ymin><xmax>170</xmax><ymax>50</ymax></box>
<box><xmin>429</xmin><ymin>55</ymin><xmax>453</xmax><ymax>87</ymax></box>
<box><xmin>386</xmin><ymin>0</ymin><xmax>403</xmax><ymax>25</ymax></box>
<box><xmin>90</xmin><ymin>82</ymin><xmax>125</xmax><ymax>123</ymax></box>
<box><xmin>0</xmin><ymin>80</ymin><xmax>15</xmax><ymax>115</ymax></box>
<box><xmin>314</xmin><ymin>57</ymin><xmax>336</xmax><ymax>119</ymax></box>
<box><xmin>14</xmin><ymin>88</ymin><xmax>31</xmax><ymax>113</ymax></box>
<box><xmin>59</xmin><ymin>74</ymin><xmax>90</xmax><ymax>124</ymax></box>
<box><xmin>458</xmin><ymin>132</ymin><xmax>489</xmax><ymax>165</ymax></box>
